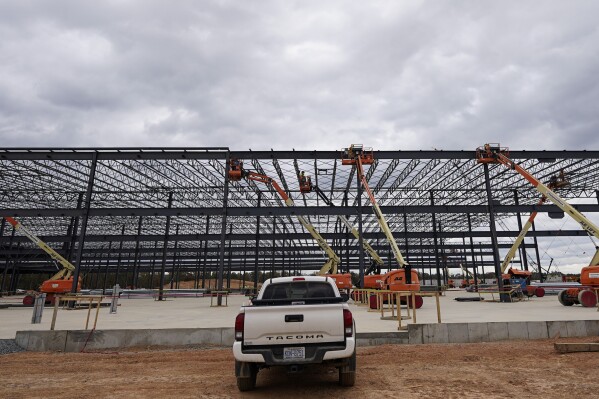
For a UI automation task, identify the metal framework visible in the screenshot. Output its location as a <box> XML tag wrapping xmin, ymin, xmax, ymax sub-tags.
<box><xmin>2</xmin><ymin>148</ymin><xmax>599</xmax><ymax>293</ymax></box>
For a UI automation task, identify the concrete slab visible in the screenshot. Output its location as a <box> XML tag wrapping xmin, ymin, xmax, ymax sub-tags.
<box><xmin>423</xmin><ymin>323</ymin><xmax>448</xmax><ymax>344</ymax></box>
<box><xmin>14</xmin><ymin>331</ymin><xmax>30</xmax><ymax>349</ymax></box>
<box><xmin>17</xmin><ymin>330</ymin><xmax>67</xmax><ymax>351</ymax></box>
<box><xmin>507</xmin><ymin>322</ymin><xmax>529</xmax><ymax>340</ymax></box>
<box><xmin>547</xmin><ymin>321</ymin><xmax>569</xmax><ymax>339</ymax></box>
<box><xmin>221</xmin><ymin>327</ymin><xmax>235</xmax><ymax>346</ymax></box>
<box><xmin>447</xmin><ymin>323</ymin><xmax>469</xmax><ymax>343</ymax></box>
<box><xmin>467</xmin><ymin>323</ymin><xmax>489</xmax><ymax>343</ymax></box>
<box><xmin>566</xmin><ymin>320</ymin><xmax>588</xmax><ymax>337</ymax></box>
<box><xmin>408</xmin><ymin>324</ymin><xmax>424</xmax><ymax>344</ymax></box>
<box><xmin>526</xmin><ymin>322</ymin><xmax>549</xmax><ymax>340</ymax></box>
<box><xmin>584</xmin><ymin>320</ymin><xmax>599</xmax><ymax>336</ymax></box>
<box><xmin>488</xmin><ymin>322</ymin><xmax>509</xmax><ymax>341</ymax></box>
<box><xmin>2</xmin><ymin>290</ymin><xmax>598</xmax><ymax>342</ymax></box>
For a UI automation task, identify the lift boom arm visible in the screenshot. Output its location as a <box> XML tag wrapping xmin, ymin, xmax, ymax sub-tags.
<box><xmin>3</xmin><ymin>217</ymin><xmax>76</xmax><ymax>280</ymax></box>
<box><xmin>355</xmin><ymin>157</ymin><xmax>408</xmax><ymax>267</ymax></box>
<box><xmin>312</xmin><ymin>185</ymin><xmax>384</xmax><ymax>269</ymax></box>
<box><xmin>244</xmin><ymin>172</ymin><xmax>341</xmax><ymax>275</ymax></box>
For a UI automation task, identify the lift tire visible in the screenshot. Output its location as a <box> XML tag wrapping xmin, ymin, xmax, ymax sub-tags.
<box><xmin>407</xmin><ymin>295</ymin><xmax>424</xmax><ymax>309</ymax></box>
<box><xmin>369</xmin><ymin>294</ymin><xmax>378</xmax><ymax>310</ymax></box>
<box><xmin>578</xmin><ymin>290</ymin><xmax>598</xmax><ymax>308</ymax></box>
<box><xmin>534</xmin><ymin>287</ymin><xmax>545</xmax><ymax>298</ymax></box>
<box><xmin>22</xmin><ymin>295</ymin><xmax>35</xmax><ymax>306</ymax></box>
<box><xmin>558</xmin><ymin>290</ymin><xmax>573</xmax><ymax>306</ymax></box>
<box><xmin>46</xmin><ymin>295</ymin><xmax>56</xmax><ymax>306</ymax></box>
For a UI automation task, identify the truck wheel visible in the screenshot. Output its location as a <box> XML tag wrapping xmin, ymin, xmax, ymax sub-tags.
<box><xmin>235</xmin><ymin>361</ymin><xmax>257</xmax><ymax>391</ymax></box>
<box><xmin>558</xmin><ymin>290</ymin><xmax>573</xmax><ymax>306</ymax></box>
<box><xmin>339</xmin><ymin>350</ymin><xmax>356</xmax><ymax>387</ymax></box>
<box><xmin>236</xmin><ymin>374</ymin><xmax>256</xmax><ymax>392</ymax></box>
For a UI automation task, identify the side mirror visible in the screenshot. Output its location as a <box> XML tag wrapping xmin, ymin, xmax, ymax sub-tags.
<box><xmin>340</xmin><ymin>293</ymin><xmax>350</xmax><ymax>302</ymax></box>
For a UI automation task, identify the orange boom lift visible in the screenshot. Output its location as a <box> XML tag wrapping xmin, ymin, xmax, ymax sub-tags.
<box><xmin>228</xmin><ymin>160</ymin><xmax>352</xmax><ymax>290</ymax></box>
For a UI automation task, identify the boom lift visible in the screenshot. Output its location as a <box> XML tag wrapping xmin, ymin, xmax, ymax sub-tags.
<box><xmin>498</xmin><ymin>171</ymin><xmax>569</xmax><ymax>297</ymax></box>
<box><xmin>3</xmin><ymin>217</ymin><xmax>81</xmax><ymax>305</ymax></box>
<box><xmin>228</xmin><ymin>160</ymin><xmax>351</xmax><ymax>290</ymax></box>
<box><xmin>341</xmin><ymin>145</ymin><xmax>421</xmax><ymax>305</ymax></box>
<box><xmin>310</xmin><ymin>184</ymin><xmax>385</xmax><ymax>275</ymax></box>
<box><xmin>477</xmin><ymin>144</ymin><xmax>599</xmax><ymax>307</ymax></box>
<box><xmin>459</xmin><ymin>264</ymin><xmax>477</xmax><ymax>289</ymax></box>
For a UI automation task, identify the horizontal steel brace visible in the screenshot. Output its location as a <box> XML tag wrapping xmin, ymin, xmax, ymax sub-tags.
<box><xmin>3</xmin><ymin>204</ymin><xmax>599</xmax><ymax>218</ymax></box>
<box><xmin>0</xmin><ymin>229</ymin><xmax>590</xmax><ymax>244</ymax></box>
<box><xmin>2</xmin><ymin>149</ymin><xmax>599</xmax><ymax>160</ymax></box>
<box><xmin>0</xmin><ymin>243</ymin><xmax>533</xmax><ymax>257</ymax></box>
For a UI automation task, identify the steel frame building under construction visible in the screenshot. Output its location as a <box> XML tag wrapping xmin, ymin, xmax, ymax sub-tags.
<box><xmin>1</xmin><ymin>147</ymin><xmax>599</xmax><ymax>294</ymax></box>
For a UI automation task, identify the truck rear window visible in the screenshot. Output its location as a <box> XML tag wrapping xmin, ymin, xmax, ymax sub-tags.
<box><xmin>261</xmin><ymin>282</ymin><xmax>336</xmax><ymax>300</ymax></box>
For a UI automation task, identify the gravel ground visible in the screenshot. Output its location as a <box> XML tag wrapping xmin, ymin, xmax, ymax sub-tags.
<box><xmin>0</xmin><ymin>339</ymin><xmax>25</xmax><ymax>355</ymax></box>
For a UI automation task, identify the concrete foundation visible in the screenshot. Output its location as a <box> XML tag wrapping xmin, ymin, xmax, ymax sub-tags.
<box><xmin>407</xmin><ymin>319</ymin><xmax>599</xmax><ymax>345</ymax></box>
<box><xmin>16</xmin><ymin>319</ymin><xmax>599</xmax><ymax>352</ymax></box>
<box><xmin>5</xmin><ymin>290</ymin><xmax>599</xmax><ymax>351</ymax></box>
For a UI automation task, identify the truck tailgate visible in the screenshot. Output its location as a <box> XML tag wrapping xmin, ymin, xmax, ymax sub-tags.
<box><xmin>243</xmin><ymin>304</ymin><xmax>344</xmax><ymax>346</ymax></box>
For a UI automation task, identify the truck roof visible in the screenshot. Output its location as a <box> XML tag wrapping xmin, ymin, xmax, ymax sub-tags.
<box><xmin>265</xmin><ymin>276</ymin><xmax>334</xmax><ymax>284</ymax></box>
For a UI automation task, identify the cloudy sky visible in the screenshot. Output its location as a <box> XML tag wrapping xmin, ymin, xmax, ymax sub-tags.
<box><xmin>1</xmin><ymin>1</ymin><xmax>599</xmax><ymax>150</ymax></box>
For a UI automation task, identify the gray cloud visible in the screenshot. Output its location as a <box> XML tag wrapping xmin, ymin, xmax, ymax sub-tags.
<box><xmin>1</xmin><ymin>1</ymin><xmax>599</xmax><ymax>150</ymax></box>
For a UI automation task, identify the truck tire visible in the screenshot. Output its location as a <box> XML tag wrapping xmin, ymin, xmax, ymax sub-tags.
<box><xmin>235</xmin><ymin>361</ymin><xmax>257</xmax><ymax>391</ymax></box>
<box><xmin>339</xmin><ymin>350</ymin><xmax>356</xmax><ymax>387</ymax></box>
<box><xmin>236</xmin><ymin>374</ymin><xmax>256</xmax><ymax>392</ymax></box>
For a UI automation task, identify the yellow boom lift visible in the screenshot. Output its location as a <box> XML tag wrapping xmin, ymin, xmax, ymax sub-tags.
<box><xmin>3</xmin><ymin>217</ymin><xmax>81</xmax><ymax>305</ymax></box>
<box><xmin>341</xmin><ymin>145</ymin><xmax>421</xmax><ymax>307</ymax></box>
<box><xmin>477</xmin><ymin>144</ymin><xmax>599</xmax><ymax>306</ymax></box>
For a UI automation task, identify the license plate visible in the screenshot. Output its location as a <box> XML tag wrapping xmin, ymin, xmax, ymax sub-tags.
<box><xmin>284</xmin><ymin>347</ymin><xmax>305</xmax><ymax>360</ymax></box>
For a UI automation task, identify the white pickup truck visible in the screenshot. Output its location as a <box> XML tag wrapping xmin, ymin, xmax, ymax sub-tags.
<box><xmin>232</xmin><ymin>276</ymin><xmax>356</xmax><ymax>391</ymax></box>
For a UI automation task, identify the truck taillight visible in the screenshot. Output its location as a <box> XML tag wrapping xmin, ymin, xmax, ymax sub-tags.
<box><xmin>235</xmin><ymin>313</ymin><xmax>245</xmax><ymax>341</ymax></box>
<box><xmin>343</xmin><ymin>309</ymin><xmax>353</xmax><ymax>337</ymax></box>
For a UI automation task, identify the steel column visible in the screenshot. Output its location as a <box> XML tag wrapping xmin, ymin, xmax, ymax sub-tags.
<box><xmin>467</xmin><ymin>213</ymin><xmax>479</xmax><ymax>285</ymax></box>
<box><xmin>253</xmin><ymin>193</ymin><xmax>261</xmax><ymax>294</ymax></box>
<box><xmin>170</xmin><ymin>224</ymin><xmax>179</xmax><ymax>290</ymax></box>
<box><xmin>431</xmin><ymin>191</ymin><xmax>441</xmax><ymax>289</ymax></box>
<box><xmin>132</xmin><ymin>216</ymin><xmax>143</xmax><ymax>288</ymax></box>
<box><xmin>70</xmin><ymin>151</ymin><xmax>98</xmax><ymax>293</ymax></box>
<box><xmin>531</xmin><ymin>221</ymin><xmax>544</xmax><ymax>282</ymax></box>
<box><xmin>483</xmin><ymin>163</ymin><xmax>505</xmax><ymax>298</ymax></box>
<box><xmin>115</xmin><ymin>225</ymin><xmax>125</xmax><ymax>287</ymax></box>
<box><xmin>158</xmin><ymin>192</ymin><xmax>174</xmax><ymax>301</ymax></box>
<box><xmin>356</xmin><ymin>167</ymin><xmax>365</xmax><ymax>288</ymax></box>
<box><xmin>217</xmin><ymin>151</ymin><xmax>231</xmax><ymax>305</ymax></box>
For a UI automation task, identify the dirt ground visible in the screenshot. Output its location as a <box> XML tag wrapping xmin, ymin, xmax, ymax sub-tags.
<box><xmin>2</xmin><ymin>337</ymin><xmax>598</xmax><ymax>399</ymax></box>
